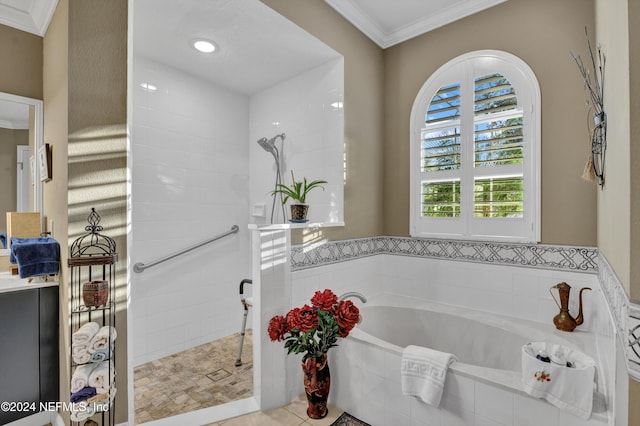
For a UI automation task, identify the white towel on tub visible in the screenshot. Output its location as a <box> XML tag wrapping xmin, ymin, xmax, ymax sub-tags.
<box><xmin>401</xmin><ymin>345</ymin><xmax>457</xmax><ymax>407</ymax></box>
<box><xmin>522</xmin><ymin>342</ymin><xmax>596</xmax><ymax>419</ymax></box>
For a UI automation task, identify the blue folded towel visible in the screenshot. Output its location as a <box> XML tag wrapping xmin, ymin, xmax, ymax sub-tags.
<box><xmin>70</xmin><ymin>386</ymin><xmax>97</xmax><ymax>403</ymax></box>
<box><xmin>10</xmin><ymin>237</ymin><xmax>60</xmax><ymax>278</ymax></box>
<box><xmin>0</xmin><ymin>233</ymin><xmax>6</xmax><ymax>249</ymax></box>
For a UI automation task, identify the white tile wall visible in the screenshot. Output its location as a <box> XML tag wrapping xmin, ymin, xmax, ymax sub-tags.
<box><xmin>377</xmin><ymin>255</ymin><xmax>601</xmax><ymax>332</ymax></box>
<box><xmin>250</xmin><ymin>59</ymin><xmax>344</xmax><ymax>225</ymax></box>
<box><xmin>131</xmin><ymin>54</ymin><xmax>345</xmax><ymax>365</ymax></box>
<box><xmin>131</xmin><ymin>56</ymin><xmax>252</xmax><ymax>365</ymax></box>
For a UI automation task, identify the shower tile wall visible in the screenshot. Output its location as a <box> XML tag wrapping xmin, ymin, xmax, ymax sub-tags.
<box><xmin>249</xmin><ymin>59</ymin><xmax>344</xmax><ymax>226</ymax></box>
<box><xmin>131</xmin><ymin>56</ymin><xmax>251</xmax><ymax>366</ymax></box>
<box><xmin>131</xmin><ymin>55</ymin><xmax>345</xmax><ymax>366</ymax></box>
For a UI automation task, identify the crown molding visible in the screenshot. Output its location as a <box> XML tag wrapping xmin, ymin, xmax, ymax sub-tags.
<box><xmin>325</xmin><ymin>0</ymin><xmax>509</xmax><ymax>49</ymax></box>
<box><xmin>0</xmin><ymin>0</ymin><xmax>58</xmax><ymax>36</ymax></box>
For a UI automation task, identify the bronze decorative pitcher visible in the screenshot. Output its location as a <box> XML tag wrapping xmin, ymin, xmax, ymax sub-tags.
<box><xmin>549</xmin><ymin>282</ymin><xmax>591</xmax><ymax>332</ymax></box>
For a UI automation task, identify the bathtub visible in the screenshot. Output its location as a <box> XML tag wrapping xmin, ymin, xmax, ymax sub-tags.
<box><xmin>330</xmin><ymin>293</ymin><xmax>607</xmax><ymax>426</ymax></box>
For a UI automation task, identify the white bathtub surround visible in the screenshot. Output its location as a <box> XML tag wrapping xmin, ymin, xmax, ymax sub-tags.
<box><xmin>330</xmin><ymin>294</ymin><xmax>607</xmax><ymax>426</ymax></box>
<box><xmin>290</xmin><ymin>239</ymin><xmax>622</xmax><ymax>424</ymax></box>
<box><xmin>293</xmin><ymin>236</ymin><xmax>640</xmax><ymax>386</ymax></box>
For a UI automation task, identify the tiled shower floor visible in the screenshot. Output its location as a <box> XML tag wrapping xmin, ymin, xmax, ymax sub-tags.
<box><xmin>134</xmin><ymin>330</ymin><xmax>253</xmax><ymax>423</ymax></box>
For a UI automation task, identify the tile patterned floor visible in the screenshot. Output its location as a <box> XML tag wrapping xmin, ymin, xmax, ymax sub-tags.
<box><xmin>134</xmin><ymin>330</ymin><xmax>253</xmax><ymax>423</ymax></box>
<box><xmin>204</xmin><ymin>394</ymin><xmax>345</xmax><ymax>426</ymax></box>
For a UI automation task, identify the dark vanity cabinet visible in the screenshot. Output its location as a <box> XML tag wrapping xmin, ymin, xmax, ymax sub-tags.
<box><xmin>0</xmin><ymin>285</ymin><xmax>59</xmax><ymax>424</ymax></box>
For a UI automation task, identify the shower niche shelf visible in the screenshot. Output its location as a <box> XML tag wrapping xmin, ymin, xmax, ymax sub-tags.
<box><xmin>68</xmin><ymin>209</ymin><xmax>117</xmax><ymax>426</ymax></box>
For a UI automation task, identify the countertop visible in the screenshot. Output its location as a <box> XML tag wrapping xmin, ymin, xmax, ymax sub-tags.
<box><xmin>0</xmin><ymin>272</ymin><xmax>59</xmax><ymax>294</ymax></box>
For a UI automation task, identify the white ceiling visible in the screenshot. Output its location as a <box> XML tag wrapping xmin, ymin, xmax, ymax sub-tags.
<box><xmin>324</xmin><ymin>0</ymin><xmax>509</xmax><ymax>48</ymax></box>
<box><xmin>0</xmin><ymin>0</ymin><xmax>57</xmax><ymax>36</ymax></box>
<box><xmin>134</xmin><ymin>0</ymin><xmax>341</xmax><ymax>95</ymax></box>
<box><xmin>0</xmin><ymin>99</ymin><xmax>29</xmax><ymax>129</ymax></box>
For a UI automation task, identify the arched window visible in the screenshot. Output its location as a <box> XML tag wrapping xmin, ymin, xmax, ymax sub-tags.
<box><xmin>410</xmin><ymin>50</ymin><xmax>540</xmax><ymax>242</ymax></box>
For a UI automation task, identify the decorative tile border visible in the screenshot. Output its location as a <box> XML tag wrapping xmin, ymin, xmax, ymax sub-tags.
<box><xmin>291</xmin><ymin>235</ymin><xmax>598</xmax><ymax>273</ymax></box>
<box><xmin>629</xmin><ymin>303</ymin><xmax>640</xmax><ymax>381</ymax></box>
<box><xmin>597</xmin><ymin>253</ymin><xmax>640</xmax><ymax>381</ymax></box>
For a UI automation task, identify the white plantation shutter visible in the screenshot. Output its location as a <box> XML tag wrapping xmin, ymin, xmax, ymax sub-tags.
<box><xmin>410</xmin><ymin>51</ymin><xmax>540</xmax><ymax>242</ymax></box>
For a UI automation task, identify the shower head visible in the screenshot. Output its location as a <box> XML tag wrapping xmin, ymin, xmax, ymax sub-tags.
<box><xmin>258</xmin><ymin>133</ymin><xmax>287</xmax><ymax>223</ymax></box>
<box><xmin>257</xmin><ymin>133</ymin><xmax>285</xmax><ymax>160</ymax></box>
<box><xmin>257</xmin><ymin>137</ymin><xmax>275</xmax><ymax>154</ymax></box>
<box><xmin>267</xmin><ymin>133</ymin><xmax>286</xmax><ymax>145</ymax></box>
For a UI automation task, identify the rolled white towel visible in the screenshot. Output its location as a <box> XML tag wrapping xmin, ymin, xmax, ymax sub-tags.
<box><xmin>89</xmin><ymin>360</ymin><xmax>115</xmax><ymax>394</ymax></box>
<box><xmin>72</xmin><ymin>343</ymin><xmax>90</xmax><ymax>364</ymax></box>
<box><xmin>71</xmin><ymin>364</ymin><xmax>97</xmax><ymax>393</ymax></box>
<box><xmin>72</xmin><ymin>322</ymin><xmax>100</xmax><ymax>345</ymax></box>
<box><xmin>88</xmin><ymin>326</ymin><xmax>117</xmax><ymax>353</ymax></box>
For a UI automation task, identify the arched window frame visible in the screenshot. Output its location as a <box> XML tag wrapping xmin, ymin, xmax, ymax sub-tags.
<box><xmin>410</xmin><ymin>50</ymin><xmax>541</xmax><ymax>242</ymax></box>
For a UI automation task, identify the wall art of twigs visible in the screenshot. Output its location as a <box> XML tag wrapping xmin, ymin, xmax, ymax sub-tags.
<box><xmin>571</xmin><ymin>27</ymin><xmax>606</xmax><ymax>188</ymax></box>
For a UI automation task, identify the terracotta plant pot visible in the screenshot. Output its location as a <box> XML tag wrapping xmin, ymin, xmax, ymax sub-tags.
<box><xmin>290</xmin><ymin>204</ymin><xmax>309</xmax><ymax>221</ymax></box>
<box><xmin>302</xmin><ymin>353</ymin><xmax>330</xmax><ymax>419</ymax></box>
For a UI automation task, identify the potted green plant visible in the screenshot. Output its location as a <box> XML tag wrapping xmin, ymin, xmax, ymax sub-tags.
<box><xmin>272</xmin><ymin>171</ymin><xmax>327</xmax><ymax>222</ymax></box>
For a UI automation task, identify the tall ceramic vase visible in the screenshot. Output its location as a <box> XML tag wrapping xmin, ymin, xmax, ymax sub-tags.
<box><xmin>302</xmin><ymin>353</ymin><xmax>330</xmax><ymax>419</ymax></box>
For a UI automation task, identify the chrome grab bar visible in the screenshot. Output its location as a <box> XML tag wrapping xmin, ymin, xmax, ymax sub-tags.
<box><xmin>133</xmin><ymin>225</ymin><xmax>239</xmax><ymax>273</ymax></box>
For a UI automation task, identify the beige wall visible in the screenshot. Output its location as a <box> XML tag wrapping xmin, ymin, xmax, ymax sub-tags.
<box><xmin>0</xmin><ymin>24</ymin><xmax>43</xmax><ymax>99</ymax></box>
<box><xmin>261</xmin><ymin>0</ymin><xmax>385</xmax><ymax>243</ymax></box>
<box><xmin>596</xmin><ymin>0</ymin><xmax>631</xmax><ymax>293</ymax></box>
<box><xmin>68</xmin><ymin>0</ymin><xmax>128</xmax><ymax>422</ymax></box>
<box><xmin>43</xmin><ymin>0</ymin><xmax>69</xmax><ymax>419</ymax></box>
<box><xmin>383</xmin><ymin>0</ymin><xmax>597</xmax><ymax>245</ymax></box>
<box><xmin>595</xmin><ymin>0</ymin><xmax>640</xmax><ymax>422</ymax></box>
<box><xmin>628</xmin><ymin>0</ymin><xmax>640</xmax><ymax>306</ymax></box>
<box><xmin>44</xmin><ymin>0</ymin><xmax>128</xmax><ymax>421</ymax></box>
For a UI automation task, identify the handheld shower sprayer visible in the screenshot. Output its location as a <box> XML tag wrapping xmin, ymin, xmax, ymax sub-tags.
<box><xmin>256</xmin><ymin>133</ymin><xmax>287</xmax><ymax>223</ymax></box>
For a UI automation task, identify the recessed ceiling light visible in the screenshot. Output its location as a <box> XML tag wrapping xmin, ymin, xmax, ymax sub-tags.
<box><xmin>191</xmin><ymin>39</ymin><xmax>217</xmax><ymax>53</ymax></box>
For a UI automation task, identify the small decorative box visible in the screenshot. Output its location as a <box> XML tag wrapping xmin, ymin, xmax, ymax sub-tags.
<box><xmin>82</xmin><ymin>280</ymin><xmax>109</xmax><ymax>307</ymax></box>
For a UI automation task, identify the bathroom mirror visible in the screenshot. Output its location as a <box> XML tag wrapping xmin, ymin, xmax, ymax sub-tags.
<box><xmin>0</xmin><ymin>92</ymin><xmax>44</xmax><ymax>255</ymax></box>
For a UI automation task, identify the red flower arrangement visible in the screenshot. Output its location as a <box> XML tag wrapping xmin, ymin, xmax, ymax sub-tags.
<box><xmin>268</xmin><ymin>289</ymin><xmax>361</xmax><ymax>360</ymax></box>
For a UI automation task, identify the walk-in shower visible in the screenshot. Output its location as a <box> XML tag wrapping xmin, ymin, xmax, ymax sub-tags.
<box><xmin>257</xmin><ymin>133</ymin><xmax>286</xmax><ymax>223</ymax></box>
<box><xmin>130</xmin><ymin>0</ymin><xmax>344</xmax><ymax>423</ymax></box>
